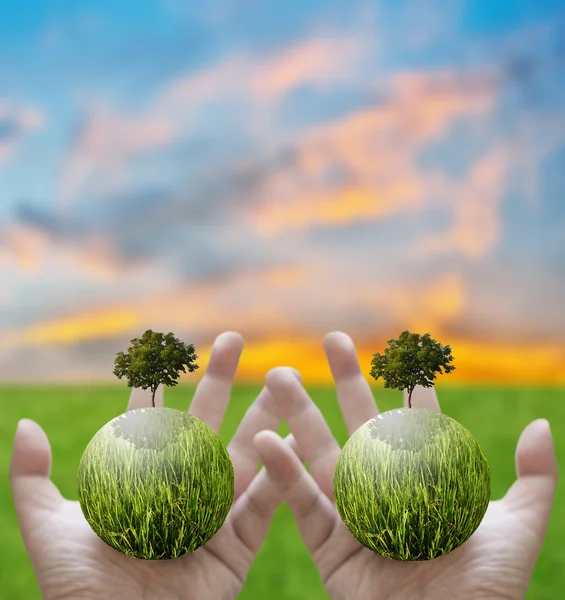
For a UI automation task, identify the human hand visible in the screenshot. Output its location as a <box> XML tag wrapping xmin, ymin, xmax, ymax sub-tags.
<box><xmin>10</xmin><ymin>332</ymin><xmax>297</xmax><ymax>600</ymax></box>
<box><xmin>254</xmin><ymin>332</ymin><xmax>559</xmax><ymax>600</ymax></box>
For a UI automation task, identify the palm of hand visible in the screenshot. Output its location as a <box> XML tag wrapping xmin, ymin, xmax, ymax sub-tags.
<box><xmin>255</xmin><ymin>332</ymin><xmax>558</xmax><ymax>600</ymax></box>
<box><xmin>10</xmin><ymin>333</ymin><xmax>293</xmax><ymax>600</ymax></box>
<box><xmin>322</xmin><ymin>500</ymin><xmax>533</xmax><ymax>600</ymax></box>
<box><xmin>24</xmin><ymin>497</ymin><xmax>242</xmax><ymax>600</ymax></box>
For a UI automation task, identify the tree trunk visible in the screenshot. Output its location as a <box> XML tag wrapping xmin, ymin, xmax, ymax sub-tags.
<box><xmin>408</xmin><ymin>388</ymin><xmax>412</xmax><ymax>409</ymax></box>
<box><xmin>151</xmin><ymin>388</ymin><xmax>156</xmax><ymax>408</ymax></box>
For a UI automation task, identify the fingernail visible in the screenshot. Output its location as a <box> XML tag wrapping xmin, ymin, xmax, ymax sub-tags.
<box><xmin>16</xmin><ymin>418</ymin><xmax>30</xmax><ymax>433</ymax></box>
<box><xmin>290</xmin><ymin>368</ymin><xmax>302</xmax><ymax>381</ymax></box>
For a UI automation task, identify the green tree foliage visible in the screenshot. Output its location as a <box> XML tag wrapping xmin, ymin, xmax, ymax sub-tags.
<box><xmin>369</xmin><ymin>330</ymin><xmax>455</xmax><ymax>408</ymax></box>
<box><xmin>113</xmin><ymin>329</ymin><xmax>199</xmax><ymax>407</ymax></box>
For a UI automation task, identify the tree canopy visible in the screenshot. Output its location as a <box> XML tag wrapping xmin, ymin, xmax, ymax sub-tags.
<box><xmin>369</xmin><ymin>330</ymin><xmax>455</xmax><ymax>408</ymax></box>
<box><xmin>113</xmin><ymin>329</ymin><xmax>199</xmax><ymax>407</ymax></box>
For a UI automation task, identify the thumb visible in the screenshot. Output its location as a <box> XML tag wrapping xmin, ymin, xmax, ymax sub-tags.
<box><xmin>502</xmin><ymin>419</ymin><xmax>558</xmax><ymax>547</ymax></box>
<box><xmin>9</xmin><ymin>419</ymin><xmax>65</xmax><ymax>538</ymax></box>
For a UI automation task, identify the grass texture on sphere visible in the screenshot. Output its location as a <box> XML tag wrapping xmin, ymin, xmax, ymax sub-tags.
<box><xmin>334</xmin><ymin>408</ymin><xmax>490</xmax><ymax>561</ymax></box>
<box><xmin>77</xmin><ymin>407</ymin><xmax>234</xmax><ymax>560</ymax></box>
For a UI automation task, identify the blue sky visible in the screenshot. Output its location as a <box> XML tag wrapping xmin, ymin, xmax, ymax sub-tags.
<box><xmin>0</xmin><ymin>0</ymin><xmax>564</xmax><ymax>383</ymax></box>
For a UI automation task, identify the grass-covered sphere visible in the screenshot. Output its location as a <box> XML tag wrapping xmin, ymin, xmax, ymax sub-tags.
<box><xmin>77</xmin><ymin>407</ymin><xmax>234</xmax><ymax>560</ymax></box>
<box><xmin>334</xmin><ymin>408</ymin><xmax>490</xmax><ymax>561</ymax></box>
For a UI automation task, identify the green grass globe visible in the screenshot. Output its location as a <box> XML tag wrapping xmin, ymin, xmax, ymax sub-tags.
<box><xmin>77</xmin><ymin>407</ymin><xmax>234</xmax><ymax>560</ymax></box>
<box><xmin>334</xmin><ymin>408</ymin><xmax>490</xmax><ymax>561</ymax></box>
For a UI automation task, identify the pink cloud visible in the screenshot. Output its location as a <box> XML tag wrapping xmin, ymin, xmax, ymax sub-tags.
<box><xmin>250</xmin><ymin>36</ymin><xmax>363</xmax><ymax>100</ymax></box>
<box><xmin>413</xmin><ymin>146</ymin><xmax>518</xmax><ymax>260</ymax></box>
<box><xmin>1</xmin><ymin>224</ymin><xmax>50</xmax><ymax>273</ymax></box>
<box><xmin>250</xmin><ymin>67</ymin><xmax>497</xmax><ymax>236</ymax></box>
<box><xmin>61</xmin><ymin>104</ymin><xmax>174</xmax><ymax>207</ymax></box>
<box><xmin>159</xmin><ymin>35</ymin><xmax>363</xmax><ymax>108</ymax></box>
<box><xmin>61</xmin><ymin>33</ymin><xmax>365</xmax><ymax>207</ymax></box>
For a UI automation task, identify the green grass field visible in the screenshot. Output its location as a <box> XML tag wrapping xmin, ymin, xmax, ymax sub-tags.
<box><xmin>1</xmin><ymin>384</ymin><xmax>563</xmax><ymax>599</ymax></box>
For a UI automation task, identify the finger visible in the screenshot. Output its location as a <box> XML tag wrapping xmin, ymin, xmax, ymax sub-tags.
<box><xmin>403</xmin><ymin>385</ymin><xmax>441</xmax><ymax>412</ymax></box>
<box><xmin>229</xmin><ymin>433</ymin><xmax>305</xmax><ymax>555</ymax></box>
<box><xmin>228</xmin><ymin>367</ymin><xmax>302</xmax><ymax>501</ymax></box>
<box><xmin>204</xmin><ymin>433</ymin><xmax>305</xmax><ymax>579</ymax></box>
<box><xmin>253</xmin><ymin>430</ymin><xmax>338</xmax><ymax>557</ymax></box>
<box><xmin>265</xmin><ymin>367</ymin><xmax>341</xmax><ymax>500</ymax></box>
<box><xmin>502</xmin><ymin>419</ymin><xmax>558</xmax><ymax>548</ymax></box>
<box><xmin>9</xmin><ymin>419</ymin><xmax>66</xmax><ymax>540</ymax></box>
<box><xmin>189</xmin><ymin>331</ymin><xmax>244</xmax><ymax>433</ymax></box>
<box><xmin>323</xmin><ymin>332</ymin><xmax>378</xmax><ymax>434</ymax></box>
<box><xmin>127</xmin><ymin>384</ymin><xmax>164</xmax><ymax>411</ymax></box>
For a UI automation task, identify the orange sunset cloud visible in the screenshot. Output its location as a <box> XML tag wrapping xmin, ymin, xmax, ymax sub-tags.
<box><xmin>1</xmin><ymin>262</ymin><xmax>563</xmax><ymax>385</ymax></box>
<box><xmin>250</xmin><ymin>68</ymin><xmax>497</xmax><ymax>237</ymax></box>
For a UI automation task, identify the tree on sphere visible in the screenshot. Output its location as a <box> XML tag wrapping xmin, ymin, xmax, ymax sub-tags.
<box><xmin>113</xmin><ymin>329</ymin><xmax>199</xmax><ymax>407</ymax></box>
<box><xmin>369</xmin><ymin>330</ymin><xmax>455</xmax><ymax>408</ymax></box>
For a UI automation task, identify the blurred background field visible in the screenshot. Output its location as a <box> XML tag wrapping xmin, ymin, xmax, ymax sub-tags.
<box><xmin>1</xmin><ymin>383</ymin><xmax>563</xmax><ymax>599</ymax></box>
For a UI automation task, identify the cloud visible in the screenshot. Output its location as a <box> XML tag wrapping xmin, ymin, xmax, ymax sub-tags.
<box><xmin>443</xmin><ymin>259</ymin><xmax>565</xmax><ymax>344</ymax></box>
<box><xmin>0</xmin><ymin>101</ymin><xmax>44</xmax><ymax>166</ymax></box>
<box><xmin>376</xmin><ymin>271</ymin><xmax>467</xmax><ymax>335</ymax></box>
<box><xmin>250</xmin><ymin>36</ymin><xmax>363</xmax><ymax>101</ymax></box>
<box><xmin>157</xmin><ymin>34</ymin><xmax>363</xmax><ymax>120</ymax></box>
<box><xmin>247</xmin><ymin>67</ymin><xmax>497</xmax><ymax>236</ymax></box>
<box><xmin>412</xmin><ymin>146</ymin><xmax>508</xmax><ymax>259</ymax></box>
<box><xmin>1</xmin><ymin>62</ymin><xmax>510</xmax><ymax>349</ymax></box>
<box><xmin>0</xmin><ymin>287</ymin><xmax>13</xmax><ymax>308</ymax></box>
<box><xmin>1</xmin><ymin>260</ymin><xmax>563</xmax><ymax>384</ymax></box>
<box><xmin>3</xmin><ymin>177</ymin><xmax>304</xmax><ymax>334</ymax></box>
<box><xmin>61</xmin><ymin>106</ymin><xmax>174</xmax><ymax>207</ymax></box>
<box><xmin>1</xmin><ymin>224</ymin><xmax>50</xmax><ymax>273</ymax></box>
<box><xmin>60</xmin><ymin>32</ymin><xmax>365</xmax><ymax>206</ymax></box>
